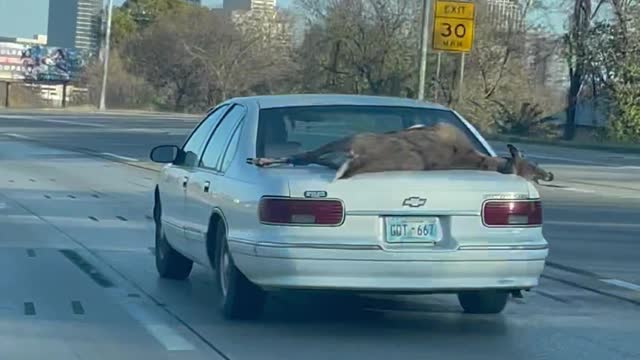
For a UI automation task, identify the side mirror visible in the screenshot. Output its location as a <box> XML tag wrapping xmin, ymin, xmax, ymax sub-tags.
<box><xmin>150</xmin><ymin>145</ymin><xmax>179</xmax><ymax>163</ymax></box>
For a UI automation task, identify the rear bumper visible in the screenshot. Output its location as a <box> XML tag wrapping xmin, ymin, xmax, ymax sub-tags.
<box><xmin>230</xmin><ymin>241</ymin><xmax>548</xmax><ymax>292</ymax></box>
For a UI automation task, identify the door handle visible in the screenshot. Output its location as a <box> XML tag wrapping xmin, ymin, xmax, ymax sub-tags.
<box><xmin>182</xmin><ymin>176</ymin><xmax>188</xmax><ymax>188</ymax></box>
<box><xmin>204</xmin><ymin>181</ymin><xmax>211</xmax><ymax>193</ymax></box>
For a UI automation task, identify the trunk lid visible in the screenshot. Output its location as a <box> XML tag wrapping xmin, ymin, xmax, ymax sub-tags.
<box><xmin>281</xmin><ymin>167</ymin><xmax>531</xmax><ymax>213</ymax></box>
<box><xmin>261</xmin><ymin>166</ymin><xmax>538</xmax><ymax>250</ymax></box>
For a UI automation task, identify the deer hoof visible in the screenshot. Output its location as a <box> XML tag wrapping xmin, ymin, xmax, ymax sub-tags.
<box><xmin>334</xmin><ymin>159</ymin><xmax>352</xmax><ymax>181</ymax></box>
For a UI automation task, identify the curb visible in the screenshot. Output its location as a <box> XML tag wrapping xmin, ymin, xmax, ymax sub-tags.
<box><xmin>488</xmin><ymin>135</ymin><xmax>640</xmax><ymax>155</ymax></box>
<box><xmin>0</xmin><ymin>107</ymin><xmax>200</xmax><ymax>119</ymax></box>
<box><xmin>543</xmin><ymin>261</ymin><xmax>640</xmax><ymax>306</ymax></box>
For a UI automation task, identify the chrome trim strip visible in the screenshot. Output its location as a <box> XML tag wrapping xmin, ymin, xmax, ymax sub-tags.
<box><xmin>183</xmin><ymin>226</ymin><xmax>202</xmax><ymax>235</ymax></box>
<box><xmin>228</xmin><ymin>238</ymin><xmax>256</xmax><ymax>246</ymax></box>
<box><xmin>231</xmin><ymin>240</ymin><xmax>547</xmax><ymax>251</ymax></box>
<box><xmin>458</xmin><ymin>244</ymin><xmax>549</xmax><ymax>251</ymax></box>
<box><xmin>256</xmin><ymin>242</ymin><xmax>382</xmax><ymax>250</ymax></box>
<box><xmin>347</xmin><ymin>210</ymin><xmax>479</xmax><ymax>216</ymax></box>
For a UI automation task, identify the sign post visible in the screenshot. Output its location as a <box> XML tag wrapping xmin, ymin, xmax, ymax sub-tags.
<box><xmin>434</xmin><ymin>52</ymin><xmax>442</xmax><ymax>102</ymax></box>
<box><xmin>417</xmin><ymin>0</ymin><xmax>432</xmax><ymax>101</ymax></box>
<box><xmin>459</xmin><ymin>53</ymin><xmax>465</xmax><ymax>100</ymax></box>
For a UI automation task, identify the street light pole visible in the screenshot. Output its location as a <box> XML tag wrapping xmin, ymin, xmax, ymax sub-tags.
<box><xmin>99</xmin><ymin>0</ymin><xmax>113</xmax><ymax>111</ymax></box>
<box><xmin>417</xmin><ymin>0</ymin><xmax>431</xmax><ymax>101</ymax></box>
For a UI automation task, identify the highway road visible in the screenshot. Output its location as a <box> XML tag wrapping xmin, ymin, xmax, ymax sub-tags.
<box><xmin>1</xmin><ymin>110</ymin><xmax>639</xmax><ymax>359</ymax></box>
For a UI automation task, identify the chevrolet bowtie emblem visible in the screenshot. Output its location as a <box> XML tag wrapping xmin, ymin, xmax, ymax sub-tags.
<box><xmin>402</xmin><ymin>197</ymin><xmax>427</xmax><ymax>208</ymax></box>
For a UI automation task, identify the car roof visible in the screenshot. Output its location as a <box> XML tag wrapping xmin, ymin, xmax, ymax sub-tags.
<box><xmin>229</xmin><ymin>94</ymin><xmax>451</xmax><ymax>111</ymax></box>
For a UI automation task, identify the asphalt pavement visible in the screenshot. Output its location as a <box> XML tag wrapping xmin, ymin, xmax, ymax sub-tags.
<box><xmin>1</xmin><ymin>110</ymin><xmax>639</xmax><ymax>359</ymax></box>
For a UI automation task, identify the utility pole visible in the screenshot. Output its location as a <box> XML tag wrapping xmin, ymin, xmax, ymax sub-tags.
<box><xmin>99</xmin><ymin>0</ymin><xmax>113</xmax><ymax>111</ymax></box>
<box><xmin>417</xmin><ymin>0</ymin><xmax>431</xmax><ymax>101</ymax></box>
<box><xmin>434</xmin><ymin>52</ymin><xmax>442</xmax><ymax>102</ymax></box>
<box><xmin>459</xmin><ymin>53</ymin><xmax>465</xmax><ymax>101</ymax></box>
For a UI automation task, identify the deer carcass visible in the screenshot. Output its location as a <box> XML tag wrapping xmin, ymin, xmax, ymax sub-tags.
<box><xmin>248</xmin><ymin>122</ymin><xmax>554</xmax><ymax>183</ymax></box>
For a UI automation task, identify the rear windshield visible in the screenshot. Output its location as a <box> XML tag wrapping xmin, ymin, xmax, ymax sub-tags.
<box><xmin>255</xmin><ymin>105</ymin><xmax>489</xmax><ymax>158</ymax></box>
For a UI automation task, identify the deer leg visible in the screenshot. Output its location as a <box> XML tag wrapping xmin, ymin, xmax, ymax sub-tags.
<box><xmin>289</xmin><ymin>135</ymin><xmax>354</xmax><ymax>165</ymax></box>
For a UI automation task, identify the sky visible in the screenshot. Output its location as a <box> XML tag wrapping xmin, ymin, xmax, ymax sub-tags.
<box><xmin>0</xmin><ymin>0</ymin><xmax>291</xmax><ymax>38</ymax></box>
<box><xmin>0</xmin><ymin>0</ymin><xmax>567</xmax><ymax>40</ymax></box>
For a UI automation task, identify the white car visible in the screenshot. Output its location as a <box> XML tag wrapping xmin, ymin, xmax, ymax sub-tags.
<box><xmin>150</xmin><ymin>94</ymin><xmax>549</xmax><ymax>319</ymax></box>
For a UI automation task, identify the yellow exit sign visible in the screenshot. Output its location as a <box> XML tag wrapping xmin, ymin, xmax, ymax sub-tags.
<box><xmin>432</xmin><ymin>0</ymin><xmax>475</xmax><ymax>53</ymax></box>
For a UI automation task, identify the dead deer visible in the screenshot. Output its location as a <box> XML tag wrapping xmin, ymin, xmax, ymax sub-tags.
<box><xmin>248</xmin><ymin>122</ymin><xmax>554</xmax><ymax>183</ymax></box>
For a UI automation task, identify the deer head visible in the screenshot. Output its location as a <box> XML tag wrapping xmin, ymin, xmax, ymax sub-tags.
<box><xmin>507</xmin><ymin>144</ymin><xmax>554</xmax><ymax>183</ymax></box>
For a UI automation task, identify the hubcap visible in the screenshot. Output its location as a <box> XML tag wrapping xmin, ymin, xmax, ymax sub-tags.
<box><xmin>219</xmin><ymin>241</ymin><xmax>230</xmax><ymax>297</ymax></box>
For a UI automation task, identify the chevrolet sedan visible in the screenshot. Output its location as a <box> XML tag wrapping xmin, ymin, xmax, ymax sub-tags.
<box><xmin>150</xmin><ymin>94</ymin><xmax>549</xmax><ymax>320</ymax></box>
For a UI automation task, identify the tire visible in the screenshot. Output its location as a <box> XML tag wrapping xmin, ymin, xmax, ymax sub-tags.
<box><xmin>214</xmin><ymin>221</ymin><xmax>266</xmax><ymax>320</ymax></box>
<box><xmin>457</xmin><ymin>290</ymin><xmax>509</xmax><ymax>314</ymax></box>
<box><xmin>154</xmin><ymin>200</ymin><xmax>193</xmax><ymax>280</ymax></box>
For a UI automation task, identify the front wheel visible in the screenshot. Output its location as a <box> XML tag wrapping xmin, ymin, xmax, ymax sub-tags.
<box><xmin>214</xmin><ymin>222</ymin><xmax>266</xmax><ymax>320</ymax></box>
<box><xmin>154</xmin><ymin>204</ymin><xmax>193</xmax><ymax>280</ymax></box>
<box><xmin>457</xmin><ymin>290</ymin><xmax>509</xmax><ymax>314</ymax></box>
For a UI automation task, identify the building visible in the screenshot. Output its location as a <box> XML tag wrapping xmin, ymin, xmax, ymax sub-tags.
<box><xmin>223</xmin><ymin>0</ymin><xmax>276</xmax><ymax>12</ymax></box>
<box><xmin>47</xmin><ymin>0</ymin><xmax>102</xmax><ymax>55</ymax></box>
<box><xmin>183</xmin><ymin>0</ymin><xmax>202</xmax><ymax>4</ymax></box>
<box><xmin>220</xmin><ymin>0</ymin><xmax>292</xmax><ymax>51</ymax></box>
<box><xmin>524</xmin><ymin>32</ymin><xmax>569</xmax><ymax>92</ymax></box>
<box><xmin>479</xmin><ymin>0</ymin><xmax>524</xmax><ymax>33</ymax></box>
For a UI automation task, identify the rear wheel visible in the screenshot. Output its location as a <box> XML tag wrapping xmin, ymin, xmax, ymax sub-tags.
<box><xmin>214</xmin><ymin>221</ymin><xmax>266</xmax><ymax>320</ymax></box>
<box><xmin>154</xmin><ymin>201</ymin><xmax>193</xmax><ymax>280</ymax></box>
<box><xmin>457</xmin><ymin>290</ymin><xmax>509</xmax><ymax>314</ymax></box>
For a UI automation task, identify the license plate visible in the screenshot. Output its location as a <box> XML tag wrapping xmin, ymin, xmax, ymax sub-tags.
<box><xmin>384</xmin><ymin>217</ymin><xmax>442</xmax><ymax>243</ymax></box>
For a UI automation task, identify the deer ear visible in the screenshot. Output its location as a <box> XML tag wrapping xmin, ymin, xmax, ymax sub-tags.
<box><xmin>507</xmin><ymin>144</ymin><xmax>523</xmax><ymax>160</ymax></box>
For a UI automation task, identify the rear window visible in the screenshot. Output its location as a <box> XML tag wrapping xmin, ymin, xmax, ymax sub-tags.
<box><xmin>255</xmin><ymin>105</ymin><xmax>489</xmax><ymax>158</ymax></box>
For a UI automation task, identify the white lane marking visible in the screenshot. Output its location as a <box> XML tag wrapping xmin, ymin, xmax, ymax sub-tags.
<box><xmin>600</xmin><ymin>279</ymin><xmax>640</xmax><ymax>291</ymax></box>
<box><xmin>122</xmin><ymin>302</ymin><xmax>195</xmax><ymax>351</ymax></box>
<box><xmin>17</xmin><ymin>117</ymin><xmax>107</xmax><ymax>127</ymax></box>
<box><xmin>45</xmin><ymin>118</ymin><xmax>107</xmax><ymax>127</ymax></box>
<box><xmin>545</xmin><ymin>220</ymin><xmax>640</xmax><ymax>229</ymax></box>
<box><xmin>100</xmin><ymin>152</ymin><xmax>139</xmax><ymax>162</ymax></box>
<box><xmin>557</xmin><ymin>187</ymin><xmax>596</xmax><ymax>194</ymax></box>
<box><xmin>525</xmin><ymin>154</ymin><xmax>605</xmax><ymax>165</ymax></box>
<box><xmin>120</xmin><ymin>128</ymin><xmax>166</xmax><ymax>133</ymax></box>
<box><xmin>122</xmin><ymin>127</ymin><xmax>190</xmax><ymax>133</ymax></box>
<box><xmin>4</xmin><ymin>132</ymin><xmax>32</xmax><ymax>139</ymax></box>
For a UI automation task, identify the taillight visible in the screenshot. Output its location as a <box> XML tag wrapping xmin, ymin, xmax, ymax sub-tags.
<box><xmin>259</xmin><ymin>198</ymin><xmax>344</xmax><ymax>225</ymax></box>
<box><xmin>482</xmin><ymin>200</ymin><xmax>542</xmax><ymax>227</ymax></box>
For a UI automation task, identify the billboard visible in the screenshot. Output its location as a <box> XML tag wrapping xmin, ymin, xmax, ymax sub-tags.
<box><xmin>0</xmin><ymin>43</ymin><xmax>87</xmax><ymax>82</ymax></box>
<box><xmin>20</xmin><ymin>45</ymin><xmax>86</xmax><ymax>82</ymax></box>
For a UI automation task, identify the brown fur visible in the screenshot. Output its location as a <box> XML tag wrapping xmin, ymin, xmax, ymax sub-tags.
<box><xmin>249</xmin><ymin>123</ymin><xmax>554</xmax><ymax>183</ymax></box>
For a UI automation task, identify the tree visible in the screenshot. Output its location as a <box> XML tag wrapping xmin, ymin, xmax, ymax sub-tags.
<box><xmin>81</xmin><ymin>49</ymin><xmax>154</xmax><ymax>109</ymax></box>
<box><xmin>124</xmin><ymin>7</ymin><xmax>210</xmax><ymax>111</ymax></box>
<box><xmin>586</xmin><ymin>0</ymin><xmax>640</xmax><ymax>141</ymax></box>
<box><xmin>562</xmin><ymin>0</ymin><xmax>611</xmax><ymax>140</ymax></box>
<box><xmin>294</xmin><ymin>0</ymin><xmax>420</xmax><ymax>96</ymax></box>
<box><xmin>450</xmin><ymin>0</ymin><xmax>562</xmax><ymax>134</ymax></box>
<box><xmin>110</xmin><ymin>0</ymin><xmax>191</xmax><ymax>45</ymax></box>
<box><xmin>120</xmin><ymin>6</ymin><xmax>294</xmax><ymax>111</ymax></box>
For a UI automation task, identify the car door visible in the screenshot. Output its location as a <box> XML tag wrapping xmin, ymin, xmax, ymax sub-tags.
<box><xmin>184</xmin><ymin>104</ymin><xmax>246</xmax><ymax>265</ymax></box>
<box><xmin>160</xmin><ymin>104</ymin><xmax>229</xmax><ymax>254</ymax></box>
